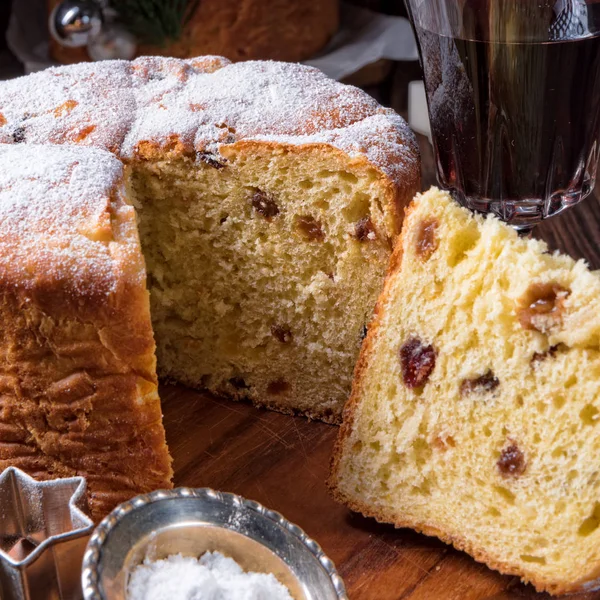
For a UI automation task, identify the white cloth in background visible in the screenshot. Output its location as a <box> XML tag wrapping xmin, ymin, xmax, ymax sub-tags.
<box><xmin>305</xmin><ymin>4</ymin><xmax>418</xmax><ymax>79</ymax></box>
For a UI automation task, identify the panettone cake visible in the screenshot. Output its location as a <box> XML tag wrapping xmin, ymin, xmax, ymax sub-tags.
<box><xmin>330</xmin><ymin>188</ymin><xmax>600</xmax><ymax>594</ymax></box>
<box><xmin>0</xmin><ymin>56</ymin><xmax>419</xmax><ymax>516</ymax></box>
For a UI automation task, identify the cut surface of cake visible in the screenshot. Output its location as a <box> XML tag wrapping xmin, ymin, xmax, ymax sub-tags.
<box><xmin>0</xmin><ymin>56</ymin><xmax>419</xmax><ymax>423</ymax></box>
<box><xmin>0</xmin><ymin>144</ymin><xmax>172</xmax><ymax>521</ymax></box>
<box><xmin>329</xmin><ymin>188</ymin><xmax>600</xmax><ymax>594</ymax></box>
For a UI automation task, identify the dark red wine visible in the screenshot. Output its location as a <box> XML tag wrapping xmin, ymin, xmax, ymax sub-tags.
<box><xmin>416</xmin><ymin>27</ymin><xmax>600</xmax><ymax>212</ymax></box>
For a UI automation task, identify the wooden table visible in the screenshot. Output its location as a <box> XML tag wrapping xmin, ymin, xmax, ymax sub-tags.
<box><xmin>160</xmin><ymin>131</ymin><xmax>600</xmax><ymax>600</ymax></box>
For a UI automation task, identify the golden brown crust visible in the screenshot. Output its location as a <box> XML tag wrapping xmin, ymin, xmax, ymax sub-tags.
<box><xmin>0</xmin><ymin>297</ymin><xmax>173</xmax><ymax>521</ymax></box>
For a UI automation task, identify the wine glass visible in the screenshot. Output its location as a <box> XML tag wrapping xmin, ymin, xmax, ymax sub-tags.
<box><xmin>404</xmin><ymin>0</ymin><xmax>600</xmax><ymax>230</ymax></box>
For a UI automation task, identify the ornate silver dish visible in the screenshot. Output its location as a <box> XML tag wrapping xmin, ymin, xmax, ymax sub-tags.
<box><xmin>81</xmin><ymin>487</ymin><xmax>347</xmax><ymax>600</ymax></box>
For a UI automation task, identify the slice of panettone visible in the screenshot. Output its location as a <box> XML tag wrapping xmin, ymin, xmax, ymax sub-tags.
<box><xmin>329</xmin><ymin>187</ymin><xmax>600</xmax><ymax>595</ymax></box>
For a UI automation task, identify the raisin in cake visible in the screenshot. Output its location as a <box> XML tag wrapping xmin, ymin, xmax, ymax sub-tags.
<box><xmin>0</xmin><ymin>57</ymin><xmax>419</xmax><ymax>425</ymax></box>
<box><xmin>0</xmin><ymin>144</ymin><xmax>172</xmax><ymax>521</ymax></box>
<box><xmin>329</xmin><ymin>188</ymin><xmax>600</xmax><ymax>594</ymax></box>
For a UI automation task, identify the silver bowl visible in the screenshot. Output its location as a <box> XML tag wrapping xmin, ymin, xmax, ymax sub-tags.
<box><xmin>81</xmin><ymin>488</ymin><xmax>347</xmax><ymax>600</ymax></box>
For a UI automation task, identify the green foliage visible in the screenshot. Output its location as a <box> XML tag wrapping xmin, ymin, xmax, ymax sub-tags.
<box><xmin>111</xmin><ymin>0</ymin><xmax>199</xmax><ymax>46</ymax></box>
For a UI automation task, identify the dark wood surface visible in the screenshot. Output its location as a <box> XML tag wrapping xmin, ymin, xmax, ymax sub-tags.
<box><xmin>161</xmin><ymin>132</ymin><xmax>600</xmax><ymax>599</ymax></box>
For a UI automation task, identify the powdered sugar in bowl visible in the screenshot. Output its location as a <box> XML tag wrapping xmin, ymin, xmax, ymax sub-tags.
<box><xmin>81</xmin><ymin>488</ymin><xmax>347</xmax><ymax>599</ymax></box>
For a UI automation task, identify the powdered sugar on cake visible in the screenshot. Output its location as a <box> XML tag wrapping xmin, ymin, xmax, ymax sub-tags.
<box><xmin>0</xmin><ymin>144</ymin><xmax>137</xmax><ymax>295</ymax></box>
<box><xmin>0</xmin><ymin>61</ymin><xmax>135</xmax><ymax>152</ymax></box>
<box><xmin>0</xmin><ymin>56</ymin><xmax>417</xmax><ymax>183</ymax></box>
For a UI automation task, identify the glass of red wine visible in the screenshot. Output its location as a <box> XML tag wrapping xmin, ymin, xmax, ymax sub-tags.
<box><xmin>405</xmin><ymin>0</ymin><xmax>600</xmax><ymax>230</ymax></box>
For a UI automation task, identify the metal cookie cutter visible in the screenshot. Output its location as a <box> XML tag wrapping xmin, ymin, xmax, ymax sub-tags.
<box><xmin>0</xmin><ymin>467</ymin><xmax>94</xmax><ymax>600</ymax></box>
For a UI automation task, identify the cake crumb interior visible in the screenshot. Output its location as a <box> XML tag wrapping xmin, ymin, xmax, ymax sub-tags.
<box><xmin>128</xmin><ymin>146</ymin><xmax>395</xmax><ymax>421</ymax></box>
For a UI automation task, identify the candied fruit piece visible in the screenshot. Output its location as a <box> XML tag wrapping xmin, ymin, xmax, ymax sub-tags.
<box><xmin>0</xmin><ymin>113</ymin><xmax>7</xmax><ymax>127</ymax></box>
<box><xmin>251</xmin><ymin>190</ymin><xmax>279</xmax><ymax>219</ymax></box>
<box><xmin>460</xmin><ymin>370</ymin><xmax>500</xmax><ymax>395</ymax></box>
<box><xmin>518</xmin><ymin>282</ymin><xmax>570</xmax><ymax>333</ymax></box>
<box><xmin>497</xmin><ymin>443</ymin><xmax>526</xmax><ymax>477</ymax></box>
<box><xmin>54</xmin><ymin>100</ymin><xmax>78</xmax><ymax>118</ymax></box>
<box><xmin>399</xmin><ymin>338</ymin><xmax>437</xmax><ymax>389</ymax></box>
<box><xmin>271</xmin><ymin>324</ymin><xmax>292</xmax><ymax>344</ymax></box>
<box><xmin>71</xmin><ymin>124</ymin><xmax>96</xmax><ymax>143</ymax></box>
<box><xmin>267</xmin><ymin>379</ymin><xmax>290</xmax><ymax>395</ymax></box>
<box><xmin>416</xmin><ymin>218</ymin><xmax>439</xmax><ymax>261</ymax></box>
<box><xmin>196</xmin><ymin>151</ymin><xmax>226</xmax><ymax>169</ymax></box>
<box><xmin>296</xmin><ymin>215</ymin><xmax>324</xmax><ymax>241</ymax></box>
<box><xmin>354</xmin><ymin>217</ymin><xmax>376</xmax><ymax>241</ymax></box>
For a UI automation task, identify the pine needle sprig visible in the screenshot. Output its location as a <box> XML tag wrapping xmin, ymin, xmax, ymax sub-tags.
<box><xmin>111</xmin><ymin>0</ymin><xmax>200</xmax><ymax>47</ymax></box>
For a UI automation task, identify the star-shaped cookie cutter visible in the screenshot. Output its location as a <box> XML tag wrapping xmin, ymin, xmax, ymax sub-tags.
<box><xmin>0</xmin><ymin>467</ymin><xmax>94</xmax><ymax>600</ymax></box>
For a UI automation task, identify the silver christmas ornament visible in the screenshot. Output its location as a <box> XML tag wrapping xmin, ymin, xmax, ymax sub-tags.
<box><xmin>49</xmin><ymin>0</ymin><xmax>103</xmax><ymax>48</ymax></box>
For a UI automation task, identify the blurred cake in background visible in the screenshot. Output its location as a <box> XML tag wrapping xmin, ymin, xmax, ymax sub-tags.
<box><xmin>47</xmin><ymin>0</ymin><xmax>340</xmax><ymax>64</ymax></box>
